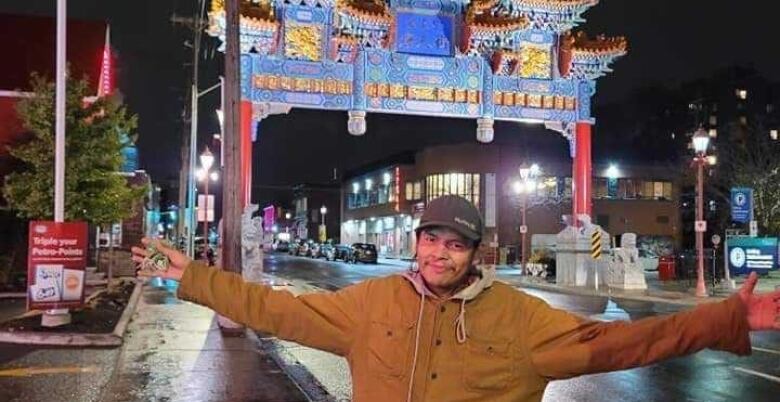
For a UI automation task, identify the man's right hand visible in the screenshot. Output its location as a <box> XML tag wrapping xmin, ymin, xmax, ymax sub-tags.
<box><xmin>131</xmin><ymin>237</ymin><xmax>192</xmax><ymax>281</ymax></box>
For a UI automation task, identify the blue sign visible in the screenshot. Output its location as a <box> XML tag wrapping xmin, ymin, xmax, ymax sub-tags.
<box><xmin>730</xmin><ymin>187</ymin><xmax>753</xmax><ymax>223</ymax></box>
<box><xmin>395</xmin><ymin>13</ymin><xmax>453</xmax><ymax>57</ymax></box>
<box><xmin>727</xmin><ymin>237</ymin><xmax>778</xmax><ymax>275</ymax></box>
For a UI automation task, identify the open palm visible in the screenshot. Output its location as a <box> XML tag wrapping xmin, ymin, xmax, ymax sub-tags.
<box><xmin>738</xmin><ymin>272</ymin><xmax>780</xmax><ymax>331</ymax></box>
<box><xmin>131</xmin><ymin>237</ymin><xmax>192</xmax><ymax>281</ymax></box>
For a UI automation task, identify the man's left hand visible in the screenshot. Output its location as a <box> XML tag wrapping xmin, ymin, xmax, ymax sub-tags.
<box><xmin>738</xmin><ymin>272</ymin><xmax>780</xmax><ymax>331</ymax></box>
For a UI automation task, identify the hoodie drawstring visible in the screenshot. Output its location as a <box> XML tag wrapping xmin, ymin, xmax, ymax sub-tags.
<box><xmin>454</xmin><ymin>298</ymin><xmax>467</xmax><ymax>344</ymax></box>
<box><xmin>406</xmin><ymin>291</ymin><xmax>425</xmax><ymax>402</ymax></box>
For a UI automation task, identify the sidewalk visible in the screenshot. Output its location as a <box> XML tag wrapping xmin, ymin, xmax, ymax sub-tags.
<box><xmin>103</xmin><ymin>278</ymin><xmax>308</xmax><ymax>402</ymax></box>
<box><xmin>498</xmin><ymin>266</ymin><xmax>780</xmax><ymax>306</ymax></box>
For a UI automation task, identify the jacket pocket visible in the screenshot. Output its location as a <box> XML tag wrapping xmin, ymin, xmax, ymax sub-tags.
<box><xmin>463</xmin><ymin>338</ymin><xmax>514</xmax><ymax>391</ymax></box>
<box><xmin>367</xmin><ymin>319</ymin><xmax>413</xmax><ymax>378</ymax></box>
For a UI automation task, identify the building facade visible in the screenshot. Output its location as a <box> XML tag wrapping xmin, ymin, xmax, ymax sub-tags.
<box><xmin>341</xmin><ymin>143</ymin><xmax>681</xmax><ymax>260</ymax></box>
<box><xmin>291</xmin><ymin>184</ymin><xmax>341</xmax><ymax>242</ymax></box>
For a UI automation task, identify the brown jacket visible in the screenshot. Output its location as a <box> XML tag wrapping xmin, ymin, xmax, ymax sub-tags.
<box><xmin>177</xmin><ymin>262</ymin><xmax>752</xmax><ymax>402</ymax></box>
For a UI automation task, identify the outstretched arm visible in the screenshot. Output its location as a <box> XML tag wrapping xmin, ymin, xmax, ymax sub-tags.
<box><xmin>132</xmin><ymin>238</ymin><xmax>364</xmax><ymax>357</ymax></box>
<box><xmin>525</xmin><ymin>273</ymin><xmax>779</xmax><ymax>380</ymax></box>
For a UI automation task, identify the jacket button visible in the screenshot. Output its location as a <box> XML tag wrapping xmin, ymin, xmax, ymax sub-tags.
<box><xmin>431</xmin><ymin>373</ymin><xmax>438</xmax><ymax>380</ymax></box>
<box><xmin>440</xmin><ymin>306</ymin><xmax>446</xmax><ymax>313</ymax></box>
<box><xmin>435</xmin><ymin>339</ymin><xmax>442</xmax><ymax>346</ymax></box>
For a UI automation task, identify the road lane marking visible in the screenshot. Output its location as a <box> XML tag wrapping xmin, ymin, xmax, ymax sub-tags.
<box><xmin>734</xmin><ymin>367</ymin><xmax>780</xmax><ymax>384</ymax></box>
<box><xmin>752</xmin><ymin>347</ymin><xmax>780</xmax><ymax>356</ymax></box>
<box><xmin>0</xmin><ymin>365</ymin><xmax>99</xmax><ymax>377</ymax></box>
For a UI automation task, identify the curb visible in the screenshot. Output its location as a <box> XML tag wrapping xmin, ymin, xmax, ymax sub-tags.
<box><xmin>0</xmin><ymin>280</ymin><xmax>143</xmax><ymax>347</ymax></box>
<box><xmin>516</xmin><ymin>280</ymin><xmax>726</xmax><ymax>307</ymax></box>
<box><xmin>248</xmin><ymin>331</ymin><xmax>335</xmax><ymax>402</ymax></box>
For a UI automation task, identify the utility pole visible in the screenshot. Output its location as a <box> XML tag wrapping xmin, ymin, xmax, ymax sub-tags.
<box><xmin>171</xmin><ymin>0</ymin><xmax>207</xmax><ymax>256</ymax></box>
<box><xmin>222</xmin><ymin>0</ymin><xmax>242</xmax><ymax>274</ymax></box>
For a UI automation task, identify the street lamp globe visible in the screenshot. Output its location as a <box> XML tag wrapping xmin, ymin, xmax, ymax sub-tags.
<box><xmin>200</xmin><ymin>147</ymin><xmax>215</xmax><ymax>171</ymax></box>
<box><xmin>692</xmin><ymin>128</ymin><xmax>710</xmax><ymax>155</ymax></box>
<box><xmin>285</xmin><ymin>212</ymin><xmax>292</xmax><ymax>220</ymax></box>
<box><xmin>209</xmin><ymin>171</ymin><xmax>219</xmax><ymax>182</ymax></box>
<box><xmin>513</xmin><ymin>180</ymin><xmax>524</xmax><ymax>195</ymax></box>
<box><xmin>519</xmin><ymin>163</ymin><xmax>531</xmax><ymax>181</ymax></box>
<box><xmin>530</xmin><ymin>163</ymin><xmax>540</xmax><ymax>176</ymax></box>
<box><xmin>320</xmin><ymin>205</ymin><xmax>328</xmax><ymax>215</ymax></box>
<box><xmin>195</xmin><ymin>168</ymin><xmax>206</xmax><ymax>181</ymax></box>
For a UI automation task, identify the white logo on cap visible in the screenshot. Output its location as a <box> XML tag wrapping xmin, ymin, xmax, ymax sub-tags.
<box><xmin>454</xmin><ymin>217</ymin><xmax>476</xmax><ymax>231</ymax></box>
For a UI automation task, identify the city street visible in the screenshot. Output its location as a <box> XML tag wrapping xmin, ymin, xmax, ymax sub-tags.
<box><xmin>265</xmin><ymin>252</ymin><xmax>780</xmax><ymax>402</ymax></box>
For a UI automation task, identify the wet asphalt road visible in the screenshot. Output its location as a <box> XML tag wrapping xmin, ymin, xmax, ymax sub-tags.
<box><xmin>266</xmin><ymin>252</ymin><xmax>780</xmax><ymax>402</ymax></box>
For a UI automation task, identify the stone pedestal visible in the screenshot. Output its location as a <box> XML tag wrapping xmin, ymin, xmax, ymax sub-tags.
<box><xmin>555</xmin><ymin>216</ymin><xmax>609</xmax><ymax>288</ymax></box>
<box><xmin>606</xmin><ymin>233</ymin><xmax>647</xmax><ymax>290</ymax></box>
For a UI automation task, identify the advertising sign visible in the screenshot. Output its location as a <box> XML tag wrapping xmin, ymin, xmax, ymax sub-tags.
<box><xmin>27</xmin><ymin>221</ymin><xmax>88</xmax><ymax>310</ymax></box>
<box><xmin>731</xmin><ymin>187</ymin><xmax>753</xmax><ymax>224</ymax></box>
<box><xmin>727</xmin><ymin>237</ymin><xmax>778</xmax><ymax>275</ymax></box>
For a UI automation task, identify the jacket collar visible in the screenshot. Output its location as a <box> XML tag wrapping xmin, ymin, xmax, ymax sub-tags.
<box><xmin>401</xmin><ymin>265</ymin><xmax>496</xmax><ymax>301</ymax></box>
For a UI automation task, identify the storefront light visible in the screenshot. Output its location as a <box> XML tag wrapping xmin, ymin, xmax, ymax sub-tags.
<box><xmin>383</xmin><ymin>172</ymin><xmax>391</xmax><ymax>185</ymax></box>
<box><xmin>366</xmin><ymin>178</ymin><xmax>373</xmax><ymax>190</ymax></box>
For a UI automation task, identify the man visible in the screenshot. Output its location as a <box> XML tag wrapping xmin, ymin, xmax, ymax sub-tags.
<box><xmin>132</xmin><ymin>195</ymin><xmax>780</xmax><ymax>402</ymax></box>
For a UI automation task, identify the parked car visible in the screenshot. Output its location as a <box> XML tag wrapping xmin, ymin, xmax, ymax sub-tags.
<box><xmin>320</xmin><ymin>244</ymin><xmax>336</xmax><ymax>260</ymax></box>
<box><xmin>350</xmin><ymin>243</ymin><xmax>378</xmax><ymax>264</ymax></box>
<box><xmin>274</xmin><ymin>240</ymin><xmax>290</xmax><ymax>253</ymax></box>
<box><xmin>298</xmin><ymin>242</ymin><xmax>311</xmax><ymax>257</ymax></box>
<box><xmin>309</xmin><ymin>243</ymin><xmax>323</xmax><ymax>258</ymax></box>
<box><xmin>332</xmin><ymin>244</ymin><xmax>352</xmax><ymax>262</ymax></box>
<box><xmin>288</xmin><ymin>240</ymin><xmax>303</xmax><ymax>256</ymax></box>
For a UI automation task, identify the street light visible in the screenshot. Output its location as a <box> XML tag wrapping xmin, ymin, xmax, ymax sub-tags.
<box><xmin>516</xmin><ymin>162</ymin><xmax>540</xmax><ymax>273</ymax></box>
<box><xmin>320</xmin><ymin>205</ymin><xmax>328</xmax><ymax>242</ymax></box>
<box><xmin>199</xmin><ymin>147</ymin><xmax>215</xmax><ymax>263</ymax></box>
<box><xmin>692</xmin><ymin>128</ymin><xmax>710</xmax><ymax>297</ymax></box>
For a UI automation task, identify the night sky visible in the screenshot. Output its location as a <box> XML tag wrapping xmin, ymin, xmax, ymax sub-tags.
<box><xmin>2</xmin><ymin>0</ymin><xmax>780</xmax><ymax>206</ymax></box>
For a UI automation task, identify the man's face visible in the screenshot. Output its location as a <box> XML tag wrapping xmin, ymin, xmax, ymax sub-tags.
<box><xmin>416</xmin><ymin>227</ymin><xmax>478</xmax><ymax>297</ymax></box>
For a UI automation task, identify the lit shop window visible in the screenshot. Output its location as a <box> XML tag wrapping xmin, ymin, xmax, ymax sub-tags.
<box><xmin>426</xmin><ymin>173</ymin><xmax>480</xmax><ymax>208</ymax></box>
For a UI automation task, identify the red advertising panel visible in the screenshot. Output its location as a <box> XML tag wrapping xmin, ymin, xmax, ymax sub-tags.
<box><xmin>27</xmin><ymin>221</ymin><xmax>88</xmax><ymax>310</ymax></box>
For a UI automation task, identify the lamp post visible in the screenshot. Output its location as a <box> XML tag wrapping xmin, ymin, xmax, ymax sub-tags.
<box><xmin>199</xmin><ymin>147</ymin><xmax>215</xmax><ymax>262</ymax></box>
<box><xmin>320</xmin><ymin>205</ymin><xmax>328</xmax><ymax>242</ymax></box>
<box><xmin>692</xmin><ymin>128</ymin><xmax>710</xmax><ymax>297</ymax></box>
<box><xmin>515</xmin><ymin>163</ymin><xmax>540</xmax><ymax>273</ymax></box>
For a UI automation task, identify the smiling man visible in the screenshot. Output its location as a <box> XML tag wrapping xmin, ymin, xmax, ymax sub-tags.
<box><xmin>132</xmin><ymin>195</ymin><xmax>780</xmax><ymax>402</ymax></box>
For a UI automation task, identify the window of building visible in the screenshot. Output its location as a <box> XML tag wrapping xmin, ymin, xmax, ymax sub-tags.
<box><xmin>708</xmin><ymin>128</ymin><xmax>717</xmax><ymax>138</ymax></box>
<box><xmin>736</xmin><ymin>89</ymin><xmax>748</xmax><ymax>100</ymax></box>
<box><xmin>426</xmin><ymin>173</ymin><xmax>480</xmax><ymax>207</ymax></box>
<box><xmin>709</xmin><ymin>115</ymin><xmax>717</xmax><ymax>126</ymax></box>
<box><xmin>414</xmin><ymin>181</ymin><xmax>422</xmax><ymax>200</ymax></box>
<box><xmin>771</xmin><ymin>129</ymin><xmax>778</xmax><ymax>141</ymax></box>
<box><xmin>740</xmin><ymin>116</ymin><xmax>748</xmax><ymax>125</ymax></box>
<box><xmin>656</xmin><ymin>216</ymin><xmax>670</xmax><ymax>224</ymax></box>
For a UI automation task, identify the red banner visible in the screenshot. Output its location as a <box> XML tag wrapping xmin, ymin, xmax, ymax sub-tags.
<box><xmin>27</xmin><ymin>221</ymin><xmax>88</xmax><ymax>310</ymax></box>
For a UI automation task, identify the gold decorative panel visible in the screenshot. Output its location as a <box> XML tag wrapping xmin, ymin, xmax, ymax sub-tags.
<box><xmin>409</xmin><ymin>87</ymin><xmax>437</xmax><ymax>101</ymax></box>
<box><xmin>502</xmin><ymin>92</ymin><xmax>515</xmax><ymax>106</ymax></box>
<box><xmin>438</xmin><ymin>88</ymin><xmax>454</xmax><ymax>102</ymax></box>
<box><xmin>285</xmin><ymin>24</ymin><xmax>322</xmax><ymax>62</ymax></box>
<box><xmin>519</xmin><ymin>45</ymin><xmax>551</xmax><ymax>79</ymax></box>
<box><xmin>454</xmin><ymin>90</ymin><xmax>467</xmax><ymax>103</ymax></box>
<box><xmin>493</xmin><ymin>92</ymin><xmax>503</xmax><ymax>105</ymax></box>
<box><xmin>527</xmin><ymin>94</ymin><xmax>542</xmax><ymax>108</ymax></box>
<box><xmin>564</xmin><ymin>97</ymin><xmax>576</xmax><ymax>110</ymax></box>
<box><xmin>390</xmin><ymin>84</ymin><xmax>405</xmax><ymax>98</ymax></box>
<box><xmin>554</xmin><ymin>96</ymin><xmax>565</xmax><ymax>110</ymax></box>
<box><xmin>542</xmin><ymin>95</ymin><xmax>554</xmax><ymax>109</ymax></box>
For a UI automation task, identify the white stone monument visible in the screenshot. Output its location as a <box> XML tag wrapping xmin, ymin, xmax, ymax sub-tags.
<box><xmin>555</xmin><ymin>215</ymin><xmax>609</xmax><ymax>288</ymax></box>
<box><xmin>606</xmin><ymin>233</ymin><xmax>648</xmax><ymax>290</ymax></box>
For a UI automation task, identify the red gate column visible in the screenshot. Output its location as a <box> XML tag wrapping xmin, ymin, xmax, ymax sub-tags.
<box><xmin>572</xmin><ymin>122</ymin><xmax>592</xmax><ymax>223</ymax></box>
<box><xmin>240</xmin><ymin>100</ymin><xmax>253</xmax><ymax>207</ymax></box>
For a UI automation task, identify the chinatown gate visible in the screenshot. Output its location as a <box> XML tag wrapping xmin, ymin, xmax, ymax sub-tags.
<box><xmin>207</xmin><ymin>0</ymin><xmax>627</xmax><ymax>286</ymax></box>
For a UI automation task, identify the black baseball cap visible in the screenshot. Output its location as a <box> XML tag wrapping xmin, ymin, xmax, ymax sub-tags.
<box><xmin>415</xmin><ymin>195</ymin><xmax>483</xmax><ymax>242</ymax></box>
